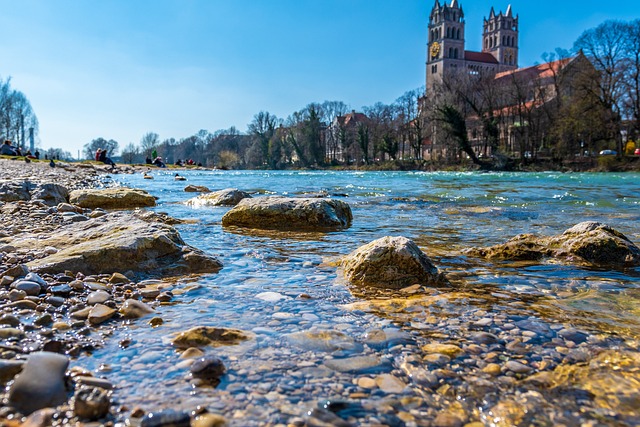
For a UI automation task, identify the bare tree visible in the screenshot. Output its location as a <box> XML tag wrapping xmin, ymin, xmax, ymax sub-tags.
<box><xmin>573</xmin><ymin>20</ymin><xmax>630</xmax><ymax>154</ymax></box>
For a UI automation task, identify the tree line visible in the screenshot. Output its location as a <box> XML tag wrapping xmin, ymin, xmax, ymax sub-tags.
<box><xmin>83</xmin><ymin>19</ymin><xmax>639</xmax><ymax>170</ymax></box>
<box><xmin>0</xmin><ymin>77</ymin><xmax>38</xmax><ymax>151</ymax></box>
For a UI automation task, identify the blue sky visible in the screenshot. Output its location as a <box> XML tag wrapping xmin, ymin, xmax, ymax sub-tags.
<box><xmin>1</xmin><ymin>0</ymin><xmax>638</xmax><ymax>158</ymax></box>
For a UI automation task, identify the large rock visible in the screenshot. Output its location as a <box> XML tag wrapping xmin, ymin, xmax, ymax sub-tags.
<box><xmin>221</xmin><ymin>196</ymin><xmax>352</xmax><ymax>231</ymax></box>
<box><xmin>6</xmin><ymin>211</ymin><xmax>221</xmax><ymax>278</ymax></box>
<box><xmin>31</xmin><ymin>183</ymin><xmax>69</xmax><ymax>206</ymax></box>
<box><xmin>0</xmin><ymin>180</ymin><xmax>32</xmax><ymax>202</ymax></box>
<box><xmin>341</xmin><ymin>236</ymin><xmax>442</xmax><ymax>289</ymax></box>
<box><xmin>69</xmin><ymin>188</ymin><xmax>156</xmax><ymax>209</ymax></box>
<box><xmin>185</xmin><ymin>188</ymin><xmax>252</xmax><ymax>207</ymax></box>
<box><xmin>8</xmin><ymin>352</ymin><xmax>69</xmax><ymax>414</ymax></box>
<box><xmin>465</xmin><ymin>221</ymin><xmax>640</xmax><ymax>268</ymax></box>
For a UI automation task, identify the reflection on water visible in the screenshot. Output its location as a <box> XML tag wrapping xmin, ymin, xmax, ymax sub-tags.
<box><xmin>85</xmin><ymin>170</ymin><xmax>640</xmax><ymax>425</ymax></box>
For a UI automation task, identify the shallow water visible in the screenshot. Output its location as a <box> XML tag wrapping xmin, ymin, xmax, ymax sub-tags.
<box><xmin>85</xmin><ymin>170</ymin><xmax>640</xmax><ymax>426</ymax></box>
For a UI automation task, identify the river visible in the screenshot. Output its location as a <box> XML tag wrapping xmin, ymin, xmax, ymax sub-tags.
<box><xmin>84</xmin><ymin>170</ymin><xmax>640</xmax><ymax>426</ymax></box>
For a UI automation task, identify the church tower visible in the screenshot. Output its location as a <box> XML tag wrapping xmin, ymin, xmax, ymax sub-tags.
<box><xmin>426</xmin><ymin>0</ymin><xmax>466</xmax><ymax>90</ymax></box>
<box><xmin>482</xmin><ymin>5</ymin><xmax>518</xmax><ymax>71</ymax></box>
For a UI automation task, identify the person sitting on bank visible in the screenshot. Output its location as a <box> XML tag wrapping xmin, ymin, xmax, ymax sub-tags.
<box><xmin>95</xmin><ymin>148</ymin><xmax>102</xmax><ymax>162</ymax></box>
<box><xmin>0</xmin><ymin>140</ymin><xmax>18</xmax><ymax>156</ymax></box>
<box><xmin>98</xmin><ymin>148</ymin><xmax>116</xmax><ymax>168</ymax></box>
<box><xmin>153</xmin><ymin>156</ymin><xmax>166</xmax><ymax>168</ymax></box>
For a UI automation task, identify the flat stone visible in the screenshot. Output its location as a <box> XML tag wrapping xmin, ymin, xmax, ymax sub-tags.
<box><xmin>87</xmin><ymin>290</ymin><xmax>111</xmax><ymax>305</ymax></box>
<box><xmin>69</xmin><ymin>188</ymin><xmax>156</xmax><ymax>209</ymax></box>
<box><xmin>374</xmin><ymin>374</ymin><xmax>407</xmax><ymax>393</ymax></box>
<box><xmin>325</xmin><ymin>356</ymin><xmax>391</xmax><ymax>374</ymax></box>
<box><xmin>119</xmin><ymin>299</ymin><xmax>155</xmax><ymax>318</ymax></box>
<box><xmin>171</xmin><ymin>326</ymin><xmax>253</xmax><ymax>349</ymax></box>
<box><xmin>221</xmin><ymin>196</ymin><xmax>352</xmax><ymax>231</ymax></box>
<box><xmin>88</xmin><ymin>304</ymin><xmax>116</xmax><ymax>325</ymax></box>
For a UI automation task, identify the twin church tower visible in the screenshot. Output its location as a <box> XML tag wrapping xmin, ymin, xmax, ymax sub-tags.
<box><xmin>426</xmin><ymin>0</ymin><xmax>519</xmax><ymax>89</ymax></box>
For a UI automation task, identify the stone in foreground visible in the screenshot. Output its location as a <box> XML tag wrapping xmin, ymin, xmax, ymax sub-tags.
<box><xmin>69</xmin><ymin>188</ymin><xmax>156</xmax><ymax>209</ymax></box>
<box><xmin>8</xmin><ymin>352</ymin><xmax>69</xmax><ymax>414</ymax></box>
<box><xmin>341</xmin><ymin>236</ymin><xmax>442</xmax><ymax>289</ymax></box>
<box><xmin>221</xmin><ymin>196</ymin><xmax>352</xmax><ymax>231</ymax></box>
<box><xmin>185</xmin><ymin>188</ymin><xmax>252</xmax><ymax>207</ymax></box>
<box><xmin>9</xmin><ymin>211</ymin><xmax>222</xmax><ymax>278</ymax></box>
<box><xmin>465</xmin><ymin>221</ymin><xmax>640</xmax><ymax>268</ymax></box>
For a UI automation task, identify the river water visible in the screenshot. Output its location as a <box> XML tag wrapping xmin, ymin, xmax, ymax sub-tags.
<box><xmin>85</xmin><ymin>170</ymin><xmax>640</xmax><ymax>426</ymax></box>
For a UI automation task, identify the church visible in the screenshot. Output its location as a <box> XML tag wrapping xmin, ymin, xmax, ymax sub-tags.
<box><xmin>426</xmin><ymin>0</ymin><xmax>519</xmax><ymax>90</ymax></box>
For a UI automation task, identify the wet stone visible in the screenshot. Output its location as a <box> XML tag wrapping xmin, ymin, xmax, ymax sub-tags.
<box><xmin>49</xmin><ymin>284</ymin><xmax>73</xmax><ymax>297</ymax></box>
<box><xmin>190</xmin><ymin>356</ymin><xmax>226</xmax><ymax>381</ymax></box>
<box><xmin>558</xmin><ymin>328</ymin><xmax>589</xmax><ymax>344</ymax></box>
<box><xmin>0</xmin><ymin>359</ymin><xmax>24</xmax><ymax>383</ymax></box>
<box><xmin>88</xmin><ymin>304</ymin><xmax>116</xmax><ymax>325</ymax></box>
<box><xmin>324</xmin><ymin>356</ymin><xmax>391</xmax><ymax>374</ymax></box>
<box><xmin>12</xmin><ymin>280</ymin><xmax>41</xmax><ymax>296</ymax></box>
<box><xmin>8</xmin><ymin>351</ymin><xmax>69</xmax><ymax>415</ymax></box>
<box><xmin>87</xmin><ymin>290</ymin><xmax>111</xmax><ymax>305</ymax></box>
<box><xmin>471</xmin><ymin>331</ymin><xmax>500</xmax><ymax>345</ymax></box>
<box><xmin>0</xmin><ymin>314</ymin><xmax>21</xmax><ymax>327</ymax></box>
<box><xmin>72</xmin><ymin>386</ymin><xmax>111</xmax><ymax>420</ymax></box>
<box><xmin>140</xmin><ymin>409</ymin><xmax>191</xmax><ymax>427</ymax></box>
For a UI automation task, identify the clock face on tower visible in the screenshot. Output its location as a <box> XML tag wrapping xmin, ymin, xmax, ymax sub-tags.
<box><xmin>430</xmin><ymin>41</ymin><xmax>440</xmax><ymax>59</ymax></box>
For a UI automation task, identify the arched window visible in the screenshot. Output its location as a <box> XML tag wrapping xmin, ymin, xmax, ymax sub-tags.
<box><xmin>447</xmin><ymin>27</ymin><xmax>451</xmax><ymax>38</ymax></box>
<box><xmin>457</xmin><ymin>29</ymin><xmax>461</xmax><ymax>39</ymax></box>
<box><xmin>454</xmin><ymin>48</ymin><xmax>458</xmax><ymax>59</ymax></box>
<box><xmin>502</xmin><ymin>36</ymin><xmax>506</xmax><ymax>45</ymax></box>
<box><xmin>485</xmin><ymin>39</ymin><xmax>489</xmax><ymax>49</ymax></box>
<box><xmin>448</xmin><ymin>47</ymin><xmax>452</xmax><ymax>58</ymax></box>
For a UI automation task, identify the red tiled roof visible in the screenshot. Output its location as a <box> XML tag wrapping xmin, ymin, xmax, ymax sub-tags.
<box><xmin>464</xmin><ymin>51</ymin><xmax>499</xmax><ymax>64</ymax></box>
<box><xmin>494</xmin><ymin>57</ymin><xmax>573</xmax><ymax>82</ymax></box>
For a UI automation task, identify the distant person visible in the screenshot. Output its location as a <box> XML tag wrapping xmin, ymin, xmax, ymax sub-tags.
<box><xmin>153</xmin><ymin>156</ymin><xmax>166</xmax><ymax>168</ymax></box>
<box><xmin>95</xmin><ymin>148</ymin><xmax>102</xmax><ymax>162</ymax></box>
<box><xmin>0</xmin><ymin>140</ymin><xmax>17</xmax><ymax>156</ymax></box>
<box><xmin>49</xmin><ymin>159</ymin><xmax>55</xmax><ymax>168</ymax></box>
<box><xmin>99</xmin><ymin>148</ymin><xmax>116</xmax><ymax>168</ymax></box>
<box><xmin>145</xmin><ymin>156</ymin><xmax>152</xmax><ymax>165</ymax></box>
<box><xmin>45</xmin><ymin>154</ymin><xmax>49</xmax><ymax>160</ymax></box>
<box><xmin>175</xmin><ymin>159</ymin><xmax>183</xmax><ymax>166</ymax></box>
<box><xmin>34</xmin><ymin>150</ymin><xmax>40</xmax><ymax>159</ymax></box>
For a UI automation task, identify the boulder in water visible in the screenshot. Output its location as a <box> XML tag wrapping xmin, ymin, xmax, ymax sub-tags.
<box><xmin>465</xmin><ymin>221</ymin><xmax>640</xmax><ymax>268</ymax></box>
<box><xmin>341</xmin><ymin>236</ymin><xmax>443</xmax><ymax>289</ymax></box>
<box><xmin>221</xmin><ymin>196</ymin><xmax>352</xmax><ymax>231</ymax></box>
<box><xmin>186</xmin><ymin>188</ymin><xmax>251</xmax><ymax>207</ymax></box>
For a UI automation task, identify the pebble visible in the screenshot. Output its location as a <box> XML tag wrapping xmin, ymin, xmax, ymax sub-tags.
<box><xmin>88</xmin><ymin>304</ymin><xmax>117</xmax><ymax>325</ymax></box>
<box><xmin>505</xmin><ymin>360</ymin><xmax>533</xmax><ymax>374</ymax></box>
<box><xmin>374</xmin><ymin>374</ymin><xmax>407</xmax><ymax>393</ymax></box>
<box><xmin>87</xmin><ymin>290</ymin><xmax>111</xmax><ymax>305</ymax></box>
<box><xmin>72</xmin><ymin>386</ymin><xmax>111</xmax><ymax>420</ymax></box>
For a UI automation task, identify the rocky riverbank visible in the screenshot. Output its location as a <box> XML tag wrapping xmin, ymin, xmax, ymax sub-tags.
<box><xmin>0</xmin><ymin>159</ymin><xmax>227</xmax><ymax>425</ymax></box>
